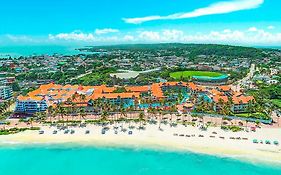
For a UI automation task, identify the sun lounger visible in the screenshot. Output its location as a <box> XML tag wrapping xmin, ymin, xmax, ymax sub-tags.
<box><xmin>253</xmin><ymin>139</ymin><xmax>258</xmax><ymax>143</ymax></box>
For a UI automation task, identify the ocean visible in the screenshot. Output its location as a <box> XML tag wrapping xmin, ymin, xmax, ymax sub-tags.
<box><xmin>0</xmin><ymin>145</ymin><xmax>280</xmax><ymax>175</ymax></box>
<box><xmin>0</xmin><ymin>45</ymin><xmax>87</xmax><ymax>58</ymax></box>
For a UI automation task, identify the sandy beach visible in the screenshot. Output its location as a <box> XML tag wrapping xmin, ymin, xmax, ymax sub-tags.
<box><xmin>1</xmin><ymin>122</ymin><xmax>281</xmax><ymax>165</ymax></box>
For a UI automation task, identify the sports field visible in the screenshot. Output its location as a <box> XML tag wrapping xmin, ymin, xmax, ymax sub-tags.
<box><xmin>170</xmin><ymin>71</ymin><xmax>224</xmax><ymax>79</ymax></box>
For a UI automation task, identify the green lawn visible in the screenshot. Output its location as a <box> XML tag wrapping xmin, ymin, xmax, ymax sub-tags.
<box><xmin>170</xmin><ymin>71</ymin><xmax>223</xmax><ymax>79</ymax></box>
<box><xmin>272</xmin><ymin>99</ymin><xmax>281</xmax><ymax>108</ymax></box>
<box><xmin>235</xmin><ymin>112</ymin><xmax>270</xmax><ymax>120</ymax></box>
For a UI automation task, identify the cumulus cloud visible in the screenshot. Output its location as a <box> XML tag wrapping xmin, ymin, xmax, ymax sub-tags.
<box><xmin>267</xmin><ymin>25</ymin><xmax>275</xmax><ymax>30</ymax></box>
<box><xmin>248</xmin><ymin>27</ymin><xmax>258</xmax><ymax>32</ymax></box>
<box><xmin>4</xmin><ymin>26</ymin><xmax>281</xmax><ymax>46</ymax></box>
<box><xmin>123</xmin><ymin>35</ymin><xmax>135</xmax><ymax>41</ymax></box>
<box><xmin>134</xmin><ymin>28</ymin><xmax>281</xmax><ymax>45</ymax></box>
<box><xmin>5</xmin><ymin>34</ymin><xmax>35</xmax><ymax>42</ymax></box>
<box><xmin>48</xmin><ymin>32</ymin><xmax>95</xmax><ymax>41</ymax></box>
<box><xmin>123</xmin><ymin>0</ymin><xmax>264</xmax><ymax>24</ymax></box>
<box><xmin>95</xmin><ymin>28</ymin><xmax>119</xmax><ymax>35</ymax></box>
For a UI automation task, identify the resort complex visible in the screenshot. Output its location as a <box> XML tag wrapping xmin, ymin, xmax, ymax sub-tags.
<box><xmin>15</xmin><ymin>82</ymin><xmax>256</xmax><ymax>118</ymax></box>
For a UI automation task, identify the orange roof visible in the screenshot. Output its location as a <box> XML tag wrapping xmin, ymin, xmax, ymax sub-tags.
<box><xmin>125</xmin><ymin>86</ymin><xmax>149</xmax><ymax>92</ymax></box>
<box><xmin>17</xmin><ymin>95</ymin><xmax>44</xmax><ymax>101</ymax></box>
<box><xmin>210</xmin><ymin>89</ymin><xmax>223</xmax><ymax>96</ymax></box>
<box><xmin>219</xmin><ymin>86</ymin><xmax>231</xmax><ymax>91</ymax></box>
<box><xmin>151</xmin><ymin>83</ymin><xmax>164</xmax><ymax>98</ymax></box>
<box><xmin>91</xmin><ymin>92</ymin><xmax>140</xmax><ymax>100</ymax></box>
<box><xmin>213</xmin><ymin>95</ymin><xmax>228</xmax><ymax>103</ymax></box>
<box><xmin>188</xmin><ymin>82</ymin><xmax>197</xmax><ymax>90</ymax></box>
<box><xmin>233</xmin><ymin>95</ymin><xmax>254</xmax><ymax>104</ymax></box>
<box><xmin>94</xmin><ymin>85</ymin><xmax>116</xmax><ymax>94</ymax></box>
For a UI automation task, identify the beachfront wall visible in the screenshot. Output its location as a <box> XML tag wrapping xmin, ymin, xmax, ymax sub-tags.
<box><xmin>190</xmin><ymin>112</ymin><xmax>273</xmax><ymax>124</ymax></box>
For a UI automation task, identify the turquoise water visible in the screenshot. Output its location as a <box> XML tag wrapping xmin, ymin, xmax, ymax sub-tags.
<box><xmin>0</xmin><ymin>45</ymin><xmax>87</xmax><ymax>57</ymax></box>
<box><xmin>0</xmin><ymin>145</ymin><xmax>281</xmax><ymax>175</ymax></box>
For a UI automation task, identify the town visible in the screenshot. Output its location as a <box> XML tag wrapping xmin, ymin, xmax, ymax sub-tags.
<box><xmin>0</xmin><ymin>44</ymin><xmax>280</xmax><ymax>135</ymax></box>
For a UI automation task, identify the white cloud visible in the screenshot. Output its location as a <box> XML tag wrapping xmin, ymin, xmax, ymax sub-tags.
<box><xmin>123</xmin><ymin>0</ymin><xmax>264</xmax><ymax>24</ymax></box>
<box><xmin>133</xmin><ymin>28</ymin><xmax>281</xmax><ymax>45</ymax></box>
<box><xmin>223</xmin><ymin>29</ymin><xmax>232</xmax><ymax>33</ymax></box>
<box><xmin>267</xmin><ymin>25</ymin><xmax>275</xmax><ymax>30</ymax></box>
<box><xmin>3</xmin><ymin>26</ymin><xmax>281</xmax><ymax>46</ymax></box>
<box><xmin>48</xmin><ymin>32</ymin><xmax>95</xmax><ymax>41</ymax></box>
<box><xmin>5</xmin><ymin>34</ymin><xmax>35</xmax><ymax>42</ymax></box>
<box><xmin>95</xmin><ymin>28</ymin><xmax>119</xmax><ymax>35</ymax></box>
<box><xmin>123</xmin><ymin>35</ymin><xmax>135</xmax><ymax>41</ymax></box>
<box><xmin>138</xmin><ymin>31</ymin><xmax>161</xmax><ymax>41</ymax></box>
<box><xmin>248</xmin><ymin>27</ymin><xmax>258</xmax><ymax>32</ymax></box>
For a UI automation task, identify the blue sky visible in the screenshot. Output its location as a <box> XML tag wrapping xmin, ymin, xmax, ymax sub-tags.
<box><xmin>0</xmin><ymin>0</ymin><xmax>281</xmax><ymax>46</ymax></box>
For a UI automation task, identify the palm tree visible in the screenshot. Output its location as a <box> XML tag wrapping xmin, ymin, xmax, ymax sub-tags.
<box><xmin>29</xmin><ymin>117</ymin><xmax>34</xmax><ymax>127</ymax></box>
<box><xmin>138</xmin><ymin>112</ymin><xmax>145</xmax><ymax>128</ymax></box>
<box><xmin>101</xmin><ymin>111</ymin><xmax>109</xmax><ymax>123</ymax></box>
<box><xmin>47</xmin><ymin>106</ymin><xmax>54</xmax><ymax>122</ymax></box>
<box><xmin>79</xmin><ymin>108</ymin><xmax>86</xmax><ymax>121</ymax></box>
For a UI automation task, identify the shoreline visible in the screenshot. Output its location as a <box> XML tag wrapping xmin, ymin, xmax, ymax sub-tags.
<box><xmin>1</xmin><ymin>123</ymin><xmax>281</xmax><ymax>166</ymax></box>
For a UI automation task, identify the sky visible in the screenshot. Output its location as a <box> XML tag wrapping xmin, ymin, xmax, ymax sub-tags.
<box><xmin>0</xmin><ymin>0</ymin><xmax>281</xmax><ymax>46</ymax></box>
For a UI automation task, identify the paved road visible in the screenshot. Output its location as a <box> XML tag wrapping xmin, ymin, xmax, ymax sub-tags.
<box><xmin>233</xmin><ymin>64</ymin><xmax>255</xmax><ymax>91</ymax></box>
<box><xmin>69</xmin><ymin>69</ymin><xmax>95</xmax><ymax>81</ymax></box>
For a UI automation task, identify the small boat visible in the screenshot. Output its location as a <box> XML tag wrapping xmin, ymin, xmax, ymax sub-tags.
<box><xmin>85</xmin><ymin>130</ymin><xmax>90</xmax><ymax>134</ymax></box>
<box><xmin>198</xmin><ymin>135</ymin><xmax>204</xmax><ymax>137</ymax></box>
<box><xmin>128</xmin><ymin>131</ymin><xmax>133</xmax><ymax>135</ymax></box>
<box><xmin>273</xmin><ymin>141</ymin><xmax>279</xmax><ymax>145</ymax></box>
<box><xmin>265</xmin><ymin>140</ymin><xmax>271</xmax><ymax>145</ymax></box>
<box><xmin>64</xmin><ymin>130</ymin><xmax>69</xmax><ymax>134</ymax></box>
<box><xmin>53</xmin><ymin>130</ymin><xmax>58</xmax><ymax>134</ymax></box>
<box><xmin>39</xmin><ymin>130</ymin><xmax>44</xmax><ymax>134</ymax></box>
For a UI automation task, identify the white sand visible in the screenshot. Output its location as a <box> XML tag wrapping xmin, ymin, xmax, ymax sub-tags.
<box><xmin>1</xmin><ymin>123</ymin><xmax>281</xmax><ymax>164</ymax></box>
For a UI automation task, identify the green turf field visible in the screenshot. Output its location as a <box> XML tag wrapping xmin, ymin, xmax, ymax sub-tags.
<box><xmin>170</xmin><ymin>71</ymin><xmax>223</xmax><ymax>79</ymax></box>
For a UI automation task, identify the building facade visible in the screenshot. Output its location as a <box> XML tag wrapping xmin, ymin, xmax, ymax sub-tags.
<box><xmin>0</xmin><ymin>86</ymin><xmax>13</xmax><ymax>100</ymax></box>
